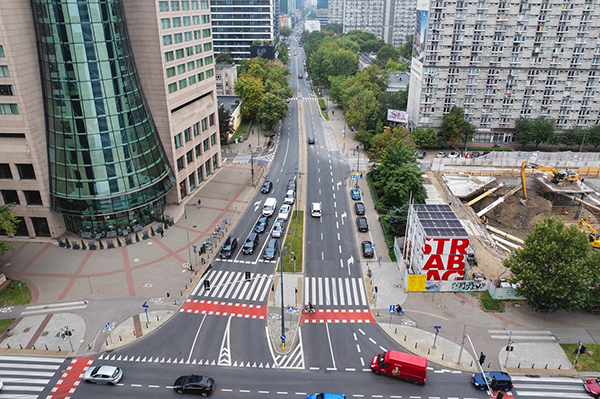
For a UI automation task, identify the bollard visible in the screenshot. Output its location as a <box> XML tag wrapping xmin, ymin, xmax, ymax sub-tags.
<box><xmin>487</xmin><ymin>361</ymin><xmax>490</xmax><ymax>368</ymax></box>
<box><xmin>428</xmin><ymin>348</ymin><xmax>430</xmax><ymax>355</ymax></box>
<box><xmin>157</xmin><ymin>315</ymin><xmax>160</xmax><ymax>321</ymax></box>
<box><xmin>395</xmin><ymin>328</ymin><xmax>397</xmax><ymax>334</ymax></box>
<box><xmin>559</xmin><ymin>364</ymin><xmax>562</xmax><ymax>369</ymax></box>
<box><xmin>180</xmin><ymin>291</ymin><xmax>183</xmax><ymax>296</ymax></box>
<box><xmin>146</xmin><ymin>322</ymin><xmax>148</xmax><ymax>329</ymax></box>
<box><xmin>106</xmin><ymin>340</ymin><xmax>109</xmax><ymax>346</ymax></box>
<box><xmin>32</xmin><ymin>345</ymin><xmax>35</xmax><ymax>350</ymax></box>
<box><xmin>185</xmin><ymin>285</ymin><xmax>188</xmax><ymax>290</ymax></box>
<box><xmin>133</xmin><ymin>330</ymin><xmax>136</xmax><ymax>336</ymax></box>
<box><xmin>6</xmin><ymin>344</ymin><xmax>9</xmax><ymax>349</ymax></box>
<box><xmin>174</xmin><ymin>299</ymin><xmax>177</xmax><ymax>305</ymax></box>
<box><xmin>532</xmin><ymin>363</ymin><xmax>535</xmax><ymax>368</ymax></box>
<box><xmin>190</xmin><ymin>278</ymin><xmax>193</xmax><ymax>283</ymax></box>
<box><xmin>545</xmin><ymin>364</ymin><xmax>548</xmax><ymax>369</ymax></box>
<box><xmin>442</xmin><ymin>354</ymin><xmax>444</xmax><ymax>360</ymax></box>
<box><xmin>415</xmin><ymin>342</ymin><xmax>418</xmax><ymax>348</ymax></box>
<box><xmin>518</xmin><ymin>363</ymin><xmax>521</xmax><ymax>368</ymax></box>
<box><xmin>376</xmin><ymin>311</ymin><xmax>380</xmax><ymax>317</ymax></box>
<box><xmin>19</xmin><ymin>344</ymin><xmax>22</xmax><ymax>349</ymax></box>
<box><xmin>87</xmin><ymin>344</ymin><xmax>91</xmax><ymax>350</ymax></box>
<box><xmin>58</xmin><ymin>346</ymin><xmax>61</xmax><ymax>351</ymax></box>
<box><xmin>404</xmin><ymin>335</ymin><xmax>407</xmax><ymax>342</ymax></box>
<box><xmin>46</xmin><ymin>345</ymin><xmax>49</xmax><ymax>350</ymax></box>
<box><xmin>470</xmin><ymin>360</ymin><xmax>473</xmax><ymax>367</ymax></box>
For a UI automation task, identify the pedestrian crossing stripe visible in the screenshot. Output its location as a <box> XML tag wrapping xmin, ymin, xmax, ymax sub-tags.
<box><xmin>288</xmin><ymin>97</ymin><xmax>317</xmax><ymax>101</ymax></box>
<box><xmin>304</xmin><ymin>277</ymin><xmax>369</xmax><ymax>307</ymax></box>
<box><xmin>0</xmin><ymin>355</ymin><xmax>67</xmax><ymax>398</ymax></box>
<box><xmin>191</xmin><ymin>270</ymin><xmax>273</xmax><ymax>300</ymax></box>
<box><xmin>301</xmin><ymin>309</ymin><xmax>375</xmax><ymax>324</ymax></box>
<box><xmin>48</xmin><ymin>357</ymin><xmax>94</xmax><ymax>399</ymax></box>
<box><xmin>180</xmin><ymin>299</ymin><xmax>266</xmax><ymax>319</ymax></box>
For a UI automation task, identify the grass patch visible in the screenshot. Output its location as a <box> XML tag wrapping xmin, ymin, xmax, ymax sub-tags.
<box><xmin>560</xmin><ymin>343</ymin><xmax>600</xmax><ymax>371</ymax></box>
<box><xmin>321</xmin><ymin>110</ymin><xmax>329</xmax><ymax>120</ymax></box>
<box><xmin>479</xmin><ymin>290</ymin><xmax>503</xmax><ymax>312</ymax></box>
<box><xmin>0</xmin><ymin>279</ymin><xmax>32</xmax><ymax>307</ymax></box>
<box><xmin>280</xmin><ymin>210</ymin><xmax>304</xmax><ymax>273</ymax></box>
<box><xmin>0</xmin><ymin>319</ymin><xmax>15</xmax><ymax>334</ymax></box>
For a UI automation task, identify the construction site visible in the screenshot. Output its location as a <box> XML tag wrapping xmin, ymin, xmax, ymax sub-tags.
<box><xmin>427</xmin><ymin>151</ymin><xmax>600</xmax><ymax>282</ymax></box>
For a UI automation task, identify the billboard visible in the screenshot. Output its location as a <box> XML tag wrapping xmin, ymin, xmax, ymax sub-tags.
<box><xmin>249</xmin><ymin>45</ymin><xmax>276</xmax><ymax>60</ymax></box>
<box><xmin>421</xmin><ymin>237</ymin><xmax>469</xmax><ymax>281</ymax></box>
<box><xmin>387</xmin><ymin>109</ymin><xmax>408</xmax><ymax>123</ymax></box>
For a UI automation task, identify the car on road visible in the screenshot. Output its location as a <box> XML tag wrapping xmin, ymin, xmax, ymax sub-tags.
<box><xmin>173</xmin><ymin>374</ymin><xmax>215</xmax><ymax>396</ymax></box>
<box><xmin>356</xmin><ymin>217</ymin><xmax>369</xmax><ymax>232</ymax></box>
<box><xmin>351</xmin><ymin>188</ymin><xmax>361</xmax><ymax>200</ymax></box>
<box><xmin>278</xmin><ymin>204</ymin><xmax>291</xmax><ymax>221</ymax></box>
<box><xmin>254</xmin><ymin>216</ymin><xmax>269</xmax><ymax>234</ymax></box>
<box><xmin>83</xmin><ymin>364</ymin><xmax>123</xmax><ymax>385</ymax></box>
<box><xmin>448</xmin><ymin>151</ymin><xmax>460</xmax><ymax>158</ymax></box>
<box><xmin>298</xmin><ymin>74</ymin><xmax>303</xmax><ymax>79</ymax></box>
<box><xmin>471</xmin><ymin>371</ymin><xmax>513</xmax><ymax>391</ymax></box>
<box><xmin>436</xmin><ymin>151</ymin><xmax>447</xmax><ymax>158</ymax></box>
<box><xmin>261</xmin><ymin>181</ymin><xmax>273</xmax><ymax>194</ymax></box>
<box><xmin>219</xmin><ymin>236</ymin><xmax>238</xmax><ymax>258</ymax></box>
<box><xmin>271</xmin><ymin>220</ymin><xmax>285</xmax><ymax>238</ymax></box>
<box><xmin>307</xmin><ymin>137</ymin><xmax>315</xmax><ymax>144</ymax></box>
<box><xmin>263</xmin><ymin>238</ymin><xmax>278</xmax><ymax>260</ymax></box>
<box><xmin>354</xmin><ymin>202</ymin><xmax>365</xmax><ymax>215</ymax></box>
<box><xmin>362</xmin><ymin>241</ymin><xmax>374</xmax><ymax>258</ymax></box>
<box><xmin>284</xmin><ymin>189</ymin><xmax>295</xmax><ymax>205</ymax></box>
<box><xmin>584</xmin><ymin>378</ymin><xmax>600</xmax><ymax>398</ymax></box>
<box><xmin>471</xmin><ymin>151</ymin><xmax>480</xmax><ymax>158</ymax></box>
<box><xmin>294</xmin><ymin>52</ymin><xmax>297</xmax><ymax>56</ymax></box>
<box><xmin>285</xmin><ymin>98</ymin><xmax>290</xmax><ymax>103</ymax></box>
<box><xmin>242</xmin><ymin>233</ymin><xmax>260</xmax><ymax>255</ymax></box>
<box><xmin>306</xmin><ymin>394</ymin><xmax>347</xmax><ymax>399</ymax></box>
<box><xmin>287</xmin><ymin>179</ymin><xmax>296</xmax><ymax>192</ymax></box>
<box><xmin>415</xmin><ymin>151</ymin><xmax>426</xmax><ymax>159</ymax></box>
<box><xmin>311</xmin><ymin>202</ymin><xmax>322</xmax><ymax>217</ymax></box>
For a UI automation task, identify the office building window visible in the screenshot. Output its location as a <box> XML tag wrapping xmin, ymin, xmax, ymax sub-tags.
<box><xmin>210</xmin><ymin>133</ymin><xmax>216</xmax><ymax>146</ymax></box>
<box><xmin>166</xmin><ymin>67</ymin><xmax>176</xmax><ymax>78</ymax></box>
<box><xmin>201</xmin><ymin>118</ymin><xmax>207</xmax><ymax>132</ymax></box>
<box><xmin>193</xmin><ymin>122</ymin><xmax>199</xmax><ymax>137</ymax></box>
<box><xmin>200</xmin><ymin>0</ymin><xmax>209</xmax><ymax>9</ymax></box>
<box><xmin>0</xmin><ymin>46</ymin><xmax>5</xmax><ymax>57</ymax></box>
<box><xmin>205</xmin><ymin>160</ymin><xmax>211</xmax><ymax>176</ymax></box>
<box><xmin>204</xmin><ymin>55</ymin><xmax>213</xmax><ymax>65</ymax></box>
<box><xmin>31</xmin><ymin>217</ymin><xmax>51</xmax><ymax>237</ymax></box>
<box><xmin>187</xmin><ymin>61</ymin><xmax>195</xmax><ymax>71</ymax></box>
<box><xmin>177</xmin><ymin>64</ymin><xmax>186</xmax><ymax>74</ymax></box>
<box><xmin>184</xmin><ymin>128</ymin><xmax>191</xmax><ymax>142</ymax></box>
<box><xmin>161</xmin><ymin>18</ymin><xmax>170</xmax><ymax>29</ymax></box>
<box><xmin>168</xmin><ymin>83</ymin><xmax>178</xmax><ymax>93</ymax></box>
<box><xmin>195</xmin><ymin>143</ymin><xmax>202</xmax><ymax>157</ymax></box>
<box><xmin>193</xmin><ymin>15</ymin><xmax>200</xmax><ymax>25</ymax></box>
<box><xmin>0</xmin><ymin>164</ymin><xmax>12</xmax><ymax>179</ymax></box>
<box><xmin>185</xmin><ymin>32</ymin><xmax>193</xmax><ymax>41</ymax></box>
<box><xmin>206</xmin><ymin>68</ymin><xmax>214</xmax><ymax>78</ymax></box>
<box><xmin>186</xmin><ymin>150</ymin><xmax>194</xmax><ymax>164</ymax></box>
<box><xmin>24</xmin><ymin>191</ymin><xmax>43</xmax><ymax>206</ymax></box>
<box><xmin>165</xmin><ymin>51</ymin><xmax>174</xmax><ymax>62</ymax></box>
<box><xmin>197</xmin><ymin>165</ymin><xmax>204</xmax><ymax>183</ymax></box>
<box><xmin>203</xmin><ymin>42</ymin><xmax>212</xmax><ymax>51</ymax></box>
<box><xmin>176</xmin><ymin>49</ymin><xmax>184</xmax><ymax>59</ymax></box>
<box><xmin>191</xmin><ymin>0</ymin><xmax>199</xmax><ymax>9</ymax></box>
<box><xmin>17</xmin><ymin>164</ymin><xmax>36</xmax><ymax>180</ymax></box>
<box><xmin>194</xmin><ymin>30</ymin><xmax>201</xmax><ymax>40</ymax></box>
<box><xmin>202</xmin><ymin>28</ymin><xmax>211</xmax><ymax>38</ymax></box>
<box><xmin>0</xmin><ymin>85</ymin><xmax>15</xmax><ymax>96</ymax></box>
<box><xmin>0</xmin><ymin>104</ymin><xmax>19</xmax><ymax>114</ymax></box>
<box><xmin>172</xmin><ymin>17</ymin><xmax>181</xmax><ymax>27</ymax></box>
<box><xmin>212</xmin><ymin>154</ymin><xmax>218</xmax><ymax>171</ymax></box>
<box><xmin>203</xmin><ymin>138</ymin><xmax>209</xmax><ymax>151</ymax></box>
<box><xmin>202</xmin><ymin>15</ymin><xmax>210</xmax><ymax>24</ymax></box>
<box><xmin>174</xmin><ymin>133</ymin><xmax>182</xmax><ymax>148</ymax></box>
<box><xmin>197</xmin><ymin>72</ymin><xmax>204</xmax><ymax>81</ymax></box>
<box><xmin>179</xmin><ymin>79</ymin><xmax>187</xmax><ymax>89</ymax></box>
<box><xmin>1</xmin><ymin>190</ymin><xmax>19</xmax><ymax>205</ymax></box>
<box><xmin>0</xmin><ymin>66</ymin><xmax>9</xmax><ymax>77</ymax></box>
<box><xmin>189</xmin><ymin>172</ymin><xmax>196</xmax><ymax>191</ymax></box>
<box><xmin>182</xmin><ymin>0</ymin><xmax>190</xmax><ymax>10</ymax></box>
<box><xmin>209</xmin><ymin>113</ymin><xmax>215</xmax><ymax>126</ymax></box>
<box><xmin>183</xmin><ymin>16</ymin><xmax>191</xmax><ymax>26</ymax></box>
<box><xmin>174</xmin><ymin>33</ymin><xmax>183</xmax><ymax>44</ymax></box>
<box><xmin>196</xmin><ymin>59</ymin><xmax>204</xmax><ymax>68</ymax></box>
<box><xmin>159</xmin><ymin>1</ymin><xmax>169</xmax><ymax>11</ymax></box>
<box><xmin>189</xmin><ymin>75</ymin><xmax>197</xmax><ymax>85</ymax></box>
<box><xmin>163</xmin><ymin>35</ymin><xmax>172</xmax><ymax>46</ymax></box>
<box><xmin>195</xmin><ymin>44</ymin><xmax>202</xmax><ymax>54</ymax></box>
<box><xmin>171</xmin><ymin>1</ymin><xmax>180</xmax><ymax>11</ymax></box>
<box><xmin>186</xmin><ymin>46</ymin><xmax>194</xmax><ymax>56</ymax></box>
<box><xmin>177</xmin><ymin>156</ymin><xmax>185</xmax><ymax>171</ymax></box>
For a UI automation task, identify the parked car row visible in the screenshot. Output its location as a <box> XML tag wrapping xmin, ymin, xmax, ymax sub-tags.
<box><xmin>435</xmin><ymin>150</ymin><xmax>487</xmax><ymax>159</ymax></box>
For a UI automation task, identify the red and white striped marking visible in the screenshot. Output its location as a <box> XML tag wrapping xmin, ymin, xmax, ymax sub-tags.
<box><xmin>301</xmin><ymin>308</ymin><xmax>375</xmax><ymax>324</ymax></box>
<box><xmin>180</xmin><ymin>299</ymin><xmax>266</xmax><ymax>319</ymax></box>
<box><xmin>47</xmin><ymin>356</ymin><xmax>94</xmax><ymax>399</ymax></box>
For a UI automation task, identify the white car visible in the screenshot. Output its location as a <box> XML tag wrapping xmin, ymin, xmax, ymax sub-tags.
<box><xmin>278</xmin><ymin>204</ymin><xmax>291</xmax><ymax>221</ymax></box>
<box><xmin>284</xmin><ymin>190</ymin><xmax>295</xmax><ymax>205</ymax></box>
<box><xmin>436</xmin><ymin>151</ymin><xmax>447</xmax><ymax>158</ymax></box>
<box><xmin>83</xmin><ymin>364</ymin><xmax>123</xmax><ymax>385</ymax></box>
<box><xmin>271</xmin><ymin>220</ymin><xmax>285</xmax><ymax>238</ymax></box>
<box><xmin>310</xmin><ymin>202</ymin><xmax>322</xmax><ymax>218</ymax></box>
<box><xmin>448</xmin><ymin>151</ymin><xmax>460</xmax><ymax>158</ymax></box>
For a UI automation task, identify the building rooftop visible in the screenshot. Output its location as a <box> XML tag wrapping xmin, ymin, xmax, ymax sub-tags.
<box><xmin>414</xmin><ymin>204</ymin><xmax>469</xmax><ymax>238</ymax></box>
<box><xmin>217</xmin><ymin>95</ymin><xmax>241</xmax><ymax>112</ymax></box>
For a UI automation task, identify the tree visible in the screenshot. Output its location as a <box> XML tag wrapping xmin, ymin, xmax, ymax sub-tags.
<box><xmin>375</xmin><ymin>44</ymin><xmax>400</xmax><ymax>68</ymax></box>
<box><xmin>505</xmin><ymin>218</ymin><xmax>594</xmax><ymax>311</ymax></box>
<box><xmin>257</xmin><ymin>93</ymin><xmax>289</xmax><ymax>131</ymax></box>
<box><xmin>276</xmin><ymin>41</ymin><xmax>289</xmax><ymax>65</ymax></box>
<box><xmin>324</xmin><ymin>23</ymin><xmax>343</xmax><ymax>35</ymax></box>
<box><xmin>361</xmin><ymin>39</ymin><xmax>384</xmax><ymax>53</ymax></box>
<box><xmin>440</xmin><ymin>106</ymin><xmax>469</xmax><ymax>147</ymax></box>
<box><xmin>584</xmin><ymin>125</ymin><xmax>600</xmax><ymax>150</ymax></box>
<box><xmin>218</xmin><ymin>104</ymin><xmax>234</xmax><ymax>144</ymax></box>
<box><xmin>379</xmin><ymin>164</ymin><xmax>427</xmax><ymax>208</ymax></box>
<box><xmin>344</xmin><ymin>89</ymin><xmax>381</xmax><ymax>134</ymax></box>
<box><xmin>530</xmin><ymin>117</ymin><xmax>556</xmax><ymax>149</ymax></box>
<box><xmin>0</xmin><ymin>204</ymin><xmax>19</xmax><ymax>256</ymax></box>
<box><xmin>559</xmin><ymin>126</ymin><xmax>583</xmax><ymax>148</ymax></box>
<box><xmin>411</xmin><ymin>127</ymin><xmax>440</xmax><ymax>148</ymax></box>
<box><xmin>216</xmin><ymin>50</ymin><xmax>234</xmax><ymax>64</ymax></box>
<box><xmin>385</xmin><ymin>204</ymin><xmax>410</xmax><ymax>237</ymax></box>
<box><xmin>513</xmin><ymin>118</ymin><xmax>533</xmax><ymax>147</ymax></box>
<box><xmin>367</xmin><ymin>126</ymin><xmax>413</xmax><ymax>163</ymax></box>
<box><xmin>280</xmin><ymin>26</ymin><xmax>293</xmax><ymax>37</ymax></box>
<box><xmin>399</xmin><ymin>35</ymin><xmax>414</xmax><ymax>60</ymax></box>
<box><xmin>233</xmin><ymin>75</ymin><xmax>265</xmax><ymax>118</ymax></box>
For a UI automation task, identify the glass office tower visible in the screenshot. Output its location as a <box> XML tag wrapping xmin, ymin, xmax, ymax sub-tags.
<box><xmin>30</xmin><ymin>0</ymin><xmax>175</xmax><ymax>234</ymax></box>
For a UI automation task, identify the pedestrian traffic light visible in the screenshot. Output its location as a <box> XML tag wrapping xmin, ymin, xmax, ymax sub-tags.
<box><xmin>203</xmin><ymin>280</ymin><xmax>210</xmax><ymax>290</ymax></box>
<box><xmin>479</xmin><ymin>352</ymin><xmax>486</xmax><ymax>365</ymax></box>
<box><xmin>200</xmin><ymin>244</ymin><xmax>206</xmax><ymax>255</ymax></box>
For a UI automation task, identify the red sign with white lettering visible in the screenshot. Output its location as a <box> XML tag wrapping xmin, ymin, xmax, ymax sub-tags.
<box><xmin>421</xmin><ymin>237</ymin><xmax>468</xmax><ymax>281</ymax></box>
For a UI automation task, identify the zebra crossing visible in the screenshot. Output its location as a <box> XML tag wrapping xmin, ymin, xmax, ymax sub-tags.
<box><xmin>191</xmin><ymin>270</ymin><xmax>273</xmax><ymax>303</ymax></box>
<box><xmin>0</xmin><ymin>354</ymin><xmax>66</xmax><ymax>399</ymax></box>
<box><xmin>512</xmin><ymin>376</ymin><xmax>589</xmax><ymax>398</ymax></box>
<box><xmin>304</xmin><ymin>277</ymin><xmax>369</xmax><ymax>307</ymax></box>
<box><xmin>488</xmin><ymin>329</ymin><xmax>556</xmax><ymax>342</ymax></box>
<box><xmin>214</xmin><ymin>256</ymin><xmax>276</xmax><ymax>264</ymax></box>
<box><xmin>288</xmin><ymin>97</ymin><xmax>317</xmax><ymax>101</ymax></box>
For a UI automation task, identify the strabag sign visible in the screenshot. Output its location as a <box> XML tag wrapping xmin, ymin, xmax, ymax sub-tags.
<box><xmin>387</xmin><ymin>109</ymin><xmax>408</xmax><ymax>123</ymax></box>
<box><xmin>421</xmin><ymin>237</ymin><xmax>468</xmax><ymax>281</ymax></box>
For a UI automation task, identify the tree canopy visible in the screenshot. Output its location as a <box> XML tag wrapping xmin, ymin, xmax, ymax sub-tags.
<box><xmin>505</xmin><ymin>217</ymin><xmax>600</xmax><ymax>311</ymax></box>
<box><xmin>0</xmin><ymin>204</ymin><xmax>19</xmax><ymax>256</ymax></box>
<box><xmin>377</xmin><ymin>141</ymin><xmax>427</xmax><ymax>207</ymax></box>
<box><xmin>280</xmin><ymin>26</ymin><xmax>292</xmax><ymax>37</ymax></box>
<box><xmin>440</xmin><ymin>106</ymin><xmax>474</xmax><ymax>148</ymax></box>
<box><xmin>411</xmin><ymin>127</ymin><xmax>440</xmax><ymax>148</ymax></box>
<box><xmin>513</xmin><ymin>117</ymin><xmax>556</xmax><ymax>148</ymax></box>
<box><xmin>218</xmin><ymin>104</ymin><xmax>234</xmax><ymax>143</ymax></box>
<box><xmin>375</xmin><ymin>44</ymin><xmax>400</xmax><ymax>68</ymax></box>
<box><xmin>215</xmin><ymin>49</ymin><xmax>234</xmax><ymax>64</ymax></box>
<box><xmin>258</xmin><ymin>93</ymin><xmax>289</xmax><ymax>131</ymax></box>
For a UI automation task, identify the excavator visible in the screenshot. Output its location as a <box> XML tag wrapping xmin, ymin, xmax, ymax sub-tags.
<box><xmin>523</xmin><ymin>162</ymin><xmax>579</xmax><ymax>184</ymax></box>
<box><xmin>578</xmin><ymin>218</ymin><xmax>600</xmax><ymax>249</ymax></box>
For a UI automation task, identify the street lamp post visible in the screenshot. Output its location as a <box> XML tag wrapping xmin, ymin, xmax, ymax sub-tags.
<box><xmin>280</xmin><ymin>246</ymin><xmax>287</xmax><ymax>351</ymax></box>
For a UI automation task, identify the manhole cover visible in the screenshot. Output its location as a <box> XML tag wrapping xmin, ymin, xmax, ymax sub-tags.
<box><xmin>438</xmin><ymin>304</ymin><xmax>446</xmax><ymax>309</ymax></box>
<box><xmin>41</xmin><ymin>331</ymin><xmax>49</xmax><ymax>337</ymax></box>
<box><xmin>143</xmin><ymin>283</ymin><xmax>153</xmax><ymax>288</ymax></box>
<box><xmin>460</xmin><ymin>301</ymin><xmax>465</xmax><ymax>305</ymax></box>
<box><xmin>23</xmin><ymin>327</ymin><xmax>31</xmax><ymax>333</ymax></box>
<box><xmin>193</xmin><ymin>225</ymin><xmax>197</xmax><ymax>228</ymax></box>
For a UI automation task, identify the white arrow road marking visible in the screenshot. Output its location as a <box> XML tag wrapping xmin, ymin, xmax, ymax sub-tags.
<box><xmin>254</xmin><ymin>200</ymin><xmax>262</xmax><ymax>212</ymax></box>
<box><xmin>341</xmin><ymin>212</ymin><xmax>347</xmax><ymax>225</ymax></box>
<box><xmin>218</xmin><ymin>316</ymin><xmax>232</xmax><ymax>366</ymax></box>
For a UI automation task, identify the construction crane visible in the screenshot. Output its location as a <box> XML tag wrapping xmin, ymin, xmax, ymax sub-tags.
<box><xmin>520</xmin><ymin>162</ymin><xmax>528</xmax><ymax>205</ymax></box>
<box><xmin>578</xmin><ymin>219</ymin><xmax>600</xmax><ymax>249</ymax></box>
<box><xmin>531</xmin><ymin>164</ymin><xmax>579</xmax><ymax>184</ymax></box>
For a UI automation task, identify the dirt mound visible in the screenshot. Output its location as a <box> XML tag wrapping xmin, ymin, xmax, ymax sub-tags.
<box><xmin>473</xmin><ymin>188</ymin><xmax>553</xmax><ymax>239</ymax></box>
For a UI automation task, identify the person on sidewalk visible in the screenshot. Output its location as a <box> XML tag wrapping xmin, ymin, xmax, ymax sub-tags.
<box><xmin>396</xmin><ymin>304</ymin><xmax>403</xmax><ymax>315</ymax></box>
<box><xmin>378</xmin><ymin>254</ymin><xmax>382</xmax><ymax>265</ymax></box>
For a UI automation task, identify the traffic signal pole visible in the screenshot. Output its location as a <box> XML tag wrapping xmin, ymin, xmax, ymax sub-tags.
<box><xmin>457</xmin><ymin>333</ymin><xmax>493</xmax><ymax>398</ymax></box>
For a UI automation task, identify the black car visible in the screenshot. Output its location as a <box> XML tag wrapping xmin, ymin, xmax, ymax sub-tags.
<box><xmin>263</xmin><ymin>238</ymin><xmax>278</xmax><ymax>260</ymax></box>
<box><xmin>308</xmin><ymin>137</ymin><xmax>315</xmax><ymax>144</ymax></box>
<box><xmin>242</xmin><ymin>232</ymin><xmax>260</xmax><ymax>255</ymax></box>
<box><xmin>261</xmin><ymin>181</ymin><xmax>273</xmax><ymax>194</ymax></box>
<box><xmin>471</xmin><ymin>151</ymin><xmax>480</xmax><ymax>158</ymax></box>
<box><xmin>415</xmin><ymin>151</ymin><xmax>426</xmax><ymax>159</ymax></box>
<box><xmin>354</xmin><ymin>202</ymin><xmax>365</xmax><ymax>215</ymax></box>
<box><xmin>298</xmin><ymin>74</ymin><xmax>303</xmax><ymax>79</ymax></box>
<box><xmin>471</xmin><ymin>371</ymin><xmax>513</xmax><ymax>392</ymax></box>
<box><xmin>362</xmin><ymin>241</ymin><xmax>374</xmax><ymax>258</ymax></box>
<box><xmin>173</xmin><ymin>374</ymin><xmax>215</xmax><ymax>396</ymax></box>
<box><xmin>356</xmin><ymin>217</ymin><xmax>369</xmax><ymax>232</ymax></box>
<box><xmin>254</xmin><ymin>216</ymin><xmax>269</xmax><ymax>234</ymax></box>
<box><xmin>287</xmin><ymin>179</ymin><xmax>296</xmax><ymax>192</ymax></box>
<box><xmin>219</xmin><ymin>236</ymin><xmax>238</xmax><ymax>259</ymax></box>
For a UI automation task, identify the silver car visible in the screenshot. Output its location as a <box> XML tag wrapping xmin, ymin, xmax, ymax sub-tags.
<box><xmin>284</xmin><ymin>190</ymin><xmax>295</xmax><ymax>205</ymax></box>
<box><xmin>83</xmin><ymin>364</ymin><xmax>123</xmax><ymax>385</ymax></box>
<box><xmin>272</xmin><ymin>220</ymin><xmax>284</xmax><ymax>238</ymax></box>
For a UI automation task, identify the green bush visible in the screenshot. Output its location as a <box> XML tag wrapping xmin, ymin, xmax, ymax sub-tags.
<box><xmin>318</xmin><ymin>98</ymin><xmax>326</xmax><ymax>110</ymax></box>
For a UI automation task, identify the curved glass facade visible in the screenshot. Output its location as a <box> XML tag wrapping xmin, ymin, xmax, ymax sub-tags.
<box><xmin>31</xmin><ymin>0</ymin><xmax>174</xmax><ymax>233</ymax></box>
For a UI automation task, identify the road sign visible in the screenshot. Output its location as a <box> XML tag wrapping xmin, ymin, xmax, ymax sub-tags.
<box><xmin>288</xmin><ymin>306</ymin><xmax>294</xmax><ymax>311</ymax></box>
<box><xmin>106</xmin><ymin>323</ymin><xmax>110</xmax><ymax>330</ymax></box>
<box><xmin>389</xmin><ymin>305</ymin><xmax>396</xmax><ymax>314</ymax></box>
<box><xmin>142</xmin><ymin>301</ymin><xmax>148</xmax><ymax>308</ymax></box>
<box><xmin>280</xmin><ymin>334</ymin><xmax>286</xmax><ymax>340</ymax></box>
<box><xmin>372</xmin><ymin>243</ymin><xmax>376</xmax><ymax>248</ymax></box>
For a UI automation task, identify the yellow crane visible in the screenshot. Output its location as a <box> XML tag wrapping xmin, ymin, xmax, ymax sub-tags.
<box><xmin>578</xmin><ymin>219</ymin><xmax>600</xmax><ymax>249</ymax></box>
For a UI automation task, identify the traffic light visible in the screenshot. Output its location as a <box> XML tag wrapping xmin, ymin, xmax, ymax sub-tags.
<box><xmin>203</xmin><ymin>280</ymin><xmax>210</xmax><ymax>290</ymax></box>
<box><xmin>200</xmin><ymin>244</ymin><xmax>206</xmax><ymax>255</ymax></box>
<box><xmin>479</xmin><ymin>352</ymin><xmax>486</xmax><ymax>365</ymax></box>
<box><xmin>580</xmin><ymin>345</ymin><xmax>588</xmax><ymax>354</ymax></box>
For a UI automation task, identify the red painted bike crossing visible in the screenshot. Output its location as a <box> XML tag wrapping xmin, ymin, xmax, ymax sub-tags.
<box><xmin>47</xmin><ymin>356</ymin><xmax>94</xmax><ymax>399</ymax></box>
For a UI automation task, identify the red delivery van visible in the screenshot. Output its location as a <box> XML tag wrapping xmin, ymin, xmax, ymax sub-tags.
<box><xmin>371</xmin><ymin>350</ymin><xmax>427</xmax><ymax>385</ymax></box>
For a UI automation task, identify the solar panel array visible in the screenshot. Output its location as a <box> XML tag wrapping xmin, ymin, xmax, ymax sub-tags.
<box><xmin>413</xmin><ymin>204</ymin><xmax>469</xmax><ymax>238</ymax></box>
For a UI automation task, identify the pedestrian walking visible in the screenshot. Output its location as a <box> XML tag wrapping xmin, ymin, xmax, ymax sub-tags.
<box><xmin>360</xmin><ymin>172</ymin><xmax>363</xmax><ymax>179</ymax></box>
<box><xmin>396</xmin><ymin>304</ymin><xmax>404</xmax><ymax>315</ymax></box>
<box><xmin>378</xmin><ymin>254</ymin><xmax>382</xmax><ymax>265</ymax></box>
<box><xmin>197</xmin><ymin>199</ymin><xmax>202</xmax><ymax>208</ymax></box>
<box><xmin>160</xmin><ymin>229</ymin><xmax>164</xmax><ymax>238</ymax></box>
<box><xmin>331</xmin><ymin>110</ymin><xmax>334</xmax><ymax>116</ymax></box>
